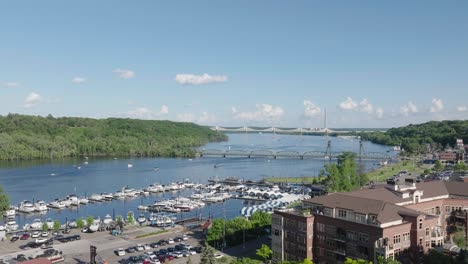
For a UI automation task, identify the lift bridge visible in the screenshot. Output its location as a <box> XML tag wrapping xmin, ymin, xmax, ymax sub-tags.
<box><xmin>198</xmin><ymin>140</ymin><xmax>392</xmax><ymax>161</ymax></box>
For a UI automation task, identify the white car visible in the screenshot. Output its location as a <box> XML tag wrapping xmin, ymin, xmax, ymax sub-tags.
<box><xmin>31</xmin><ymin>231</ymin><xmax>40</xmax><ymax>238</ymax></box>
<box><xmin>41</xmin><ymin>231</ymin><xmax>49</xmax><ymax>237</ymax></box>
<box><xmin>35</xmin><ymin>238</ymin><xmax>48</xmax><ymax>243</ymax></box>
<box><xmin>214</xmin><ymin>253</ymin><xmax>223</xmax><ymax>259</ymax></box>
<box><xmin>182</xmin><ymin>234</ymin><xmax>188</xmax><ymax>241</ymax></box>
<box><xmin>143</xmin><ymin>244</ymin><xmax>151</xmax><ymax>250</ymax></box>
<box><xmin>167</xmin><ymin>238</ymin><xmax>174</xmax><ymax>244</ymax></box>
<box><xmin>144</xmin><ymin>252</ymin><xmax>157</xmax><ymax>260</ymax></box>
<box><xmin>117</xmin><ymin>248</ymin><xmax>126</xmax><ymax>256</ymax></box>
<box><xmin>170</xmin><ymin>251</ymin><xmax>183</xmax><ymax>258</ymax></box>
<box><xmin>136</xmin><ymin>244</ymin><xmax>145</xmax><ymax>251</ymax></box>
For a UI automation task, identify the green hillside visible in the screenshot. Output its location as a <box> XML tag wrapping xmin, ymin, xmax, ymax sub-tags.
<box><xmin>0</xmin><ymin>114</ymin><xmax>227</xmax><ymax>160</ymax></box>
<box><xmin>359</xmin><ymin>120</ymin><xmax>468</xmax><ymax>154</ymax></box>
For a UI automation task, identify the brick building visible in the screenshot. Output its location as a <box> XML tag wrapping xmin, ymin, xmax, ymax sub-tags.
<box><xmin>272</xmin><ymin>181</ymin><xmax>468</xmax><ymax>264</ymax></box>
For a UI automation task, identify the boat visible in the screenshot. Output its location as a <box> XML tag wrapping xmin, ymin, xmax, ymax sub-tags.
<box><xmin>147</xmin><ymin>184</ymin><xmax>164</xmax><ymax>193</ymax></box>
<box><xmin>88</xmin><ymin>223</ymin><xmax>99</xmax><ymax>232</ymax></box>
<box><xmin>100</xmin><ymin>192</ymin><xmax>114</xmax><ymax>201</ymax></box>
<box><xmin>93</xmin><ymin>216</ymin><xmax>101</xmax><ymax>225</ymax></box>
<box><xmin>103</xmin><ymin>214</ymin><xmax>113</xmax><ymax>225</ymax></box>
<box><xmin>173</xmin><ymin>203</ymin><xmax>194</xmax><ymax>212</ymax></box>
<box><xmin>18</xmin><ymin>200</ymin><xmax>35</xmax><ymax>213</ymax></box>
<box><xmin>30</xmin><ymin>219</ymin><xmax>43</xmax><ymax>229</ymax></box>
<box><xmin>79</xmin><ymin>196</ymin><xmax>89</xmax><ymax>204</ymax></box>
<box><xmin>4</xmin><ymin>206</ymin><xmax>16</xmax><ymax>217</ymax></box>
<box><xmin>162</xmin><ymin>206</ymin><xmax>181</xmax><ymax>213</ymax></box>
<box><xmin>88</xmin><ymin>194</ymin><xmax>104</xmax><ymax>202</ymax></box>
<box><xmin>113</xmin><ymin>191</ymin><xmax>125</xmax><ymax>199</ymax></box>
<box><xmin>137</xmin><ymin>214</ymin><xmax>146</xmax><ymax>224</ymax></box>
<box><xmin>48</xmin><ymin>199</ymin><xmax>66</xmax><ymax>209</ymax></box>
<box><xmin>167</xmin><ymin>183</ymin><xmax>180</xmax><ymax>191</ymax></box>
<box><xmin>84</xmin><ymin>161</ymin><xmax>89</xmax><ymax>165</ymax></box>
<box><xmin>66</xmin><ymin>195</ymin><xmax>80</xmax><ymax>206</ymax></box>
<box><xmin>34</xmin><ymin>200</ymin><xmax>48</xmax><ymax>211</ymax></box>
<box><xmin>138</xmin><ymin>205</ymin><xmax>149</xmax><ymax>210</ymax></box>
<box><xmin>5</xmin><ymin>219</ymin><xmax>19</xmax><ymax>231</ymax></box>
<box><xmin>123</xmin><ymin>187</ymin><xmax>138</xmax><ymax>198</ymax></box>
<box><xmin>155</xmin><ymin>215</ymin><xmax>174</xmax><ymax>227</ymax></box>
<box><xmin>128</xmin><ymin>164</ymin><xmax>133</xmax><ymax>168</ymax></box>
<box><xmin>46</xmin><ymin>218</ymin><xmax>54</xmax><ymax>229</ymax></box>
<box><xmin>60</xmin><ymin>198</ymin><xmax>72</xmax><ymax>207</ymax></box>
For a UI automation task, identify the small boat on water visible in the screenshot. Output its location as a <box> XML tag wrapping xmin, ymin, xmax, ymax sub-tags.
<box><xmin>30</xmin><ymin>219</ymin><xmax>43</xmax><ymax>229</ymax></box>
<box><xmin>5</xmin><ymin>219</ymin><xmax>19</xmax><ymax>231</ymax></box>
<box><xmin>34</xmin><ymin>200</ymin><xmax>48</xmax><ymax>212</ymax></box>
<box><xmin>88</xmin><ymin>194</ymin><xmax>104</xmax><ymax>202</ymax></box>
<box><xmin>128</xmin><ymin>164</ymin><xmax>133</xmax><ymax>168</ymax></box>
<box><xmin>18</xmin><ymin>200</ymin><xmax>35</xmax><ymax>213</ymax></box>
<box><xmin>48</xmin><ymin>199</ymin><xmax>66</xmax><ymax>209</ymax></box>
<box><xmin>66</xmin><ymin>195</ymin><xmax>80</xmax><ymax>206</ymax></box>
<box><xmin>46</xmin><ymin>218</ymin><xmax>54</xmax><ymax>229</ymax></box>
<box><xmin>138</xmin><ymin>205</ymin><xmax>149</xmax><ymax>211</ymax></box>
<box><xmin>137</xmin><ymin>214</ymin><xmax>146</xmax><ymax>224</ymax></box>
<box><xmin>100</xmin><ymin>193</ymin><xmax>114</xmax><ymax>201</ymax></box>
<box><xmin>4</xmin><ymin>206</ymin><xmax>16</xmax><ymax>217</ymax></box>
<box><xmin>79</xmin><ymin>196</ymin><xmax>89</xmax><ymax>204</ymax></box>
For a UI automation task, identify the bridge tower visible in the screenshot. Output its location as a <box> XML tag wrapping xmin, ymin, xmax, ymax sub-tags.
<box><xmin>324</xmin><ymin>108</ymin><xmax>328</xmax><ymax>136</ymax></box>
<box><xmin>243</xmin><ymin>126</ymin><xmax>247</xmax><ymax>133</ymax></box>
<box><xmin>325</xmin><ymin>140</ymin><xmax>332</xmax><ymax>163</ymax></box>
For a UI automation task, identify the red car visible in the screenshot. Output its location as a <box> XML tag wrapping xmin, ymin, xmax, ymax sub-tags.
<box><xmin>159</xmin><ymin>255</ymin><xmax>175</xmax><ymax>262</ymax></box>
<box><xmin>20</xmin><ymin>233</ymin><xmax>30</xmax><ymax>240</ymax></box>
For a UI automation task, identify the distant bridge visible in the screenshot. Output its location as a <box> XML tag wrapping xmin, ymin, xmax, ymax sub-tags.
<box><xmin>209</xmin><ymin>126</ymin><xmax>385</xmax><ymax>135</ymax></box>
<box><xmin>198</xmin><ymin>149</ymin><xmax>391</xmax><ymax>160</ymax></box>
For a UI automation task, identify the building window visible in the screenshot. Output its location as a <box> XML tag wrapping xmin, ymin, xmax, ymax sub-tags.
<box><xmin>425</xmin><ymin>228</ymin><xmax>430</xmax><ymax>236</ymax></box>
<box><xmin>338</xmin><ymin>209</ymin><xmax>347</xmax><ymax>218</ymax></box>
<box><xmin>317</xmin><ymin>223</ymin><xmax>325</xmax><ymax>232</ymax></box>
<box><xmin>446</xmin><ymin>206</ymin><xmax>451</xmax><ymax>213</ymax></box>
<box><xmin>355</xmin><ymin>213</ymin><xmax>366</xmax><ymax>223</ymax></box>
<box><xmin>419</xmin><ymin>219</ymin><xmax>423</xmax><ymax>229</ymax></box>
<box><xmin>425</xmin><ymin>241</ymin><xmax>430</xmax><ymax>248</ymax></box>
<box><xmin>393</xmin><ymin>234</ymin><xmax>401</xmax><ymax>244</ymax></box>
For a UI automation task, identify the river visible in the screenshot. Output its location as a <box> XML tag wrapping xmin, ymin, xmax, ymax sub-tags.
<box><xmin>0</xmin><ymin>133</ymin><xmax>393</xmax><ymax>227</ymax></box>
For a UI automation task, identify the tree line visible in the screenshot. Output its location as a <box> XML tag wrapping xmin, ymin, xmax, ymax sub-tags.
<box><xmin>0</xmin><ymin>114</ymin><xmax>227</xmax><ymax>160</ymax></box>
<box><xmin>358</xmin><ymin>120</ymin><xmax>468</xmax><ymax>154</ymax></box>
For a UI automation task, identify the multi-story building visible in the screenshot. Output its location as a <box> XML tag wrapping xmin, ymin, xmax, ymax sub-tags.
<box><xmin>272</xmin><ymin>180</ymin><xmax>468</xmax><ymax>264</ymax></box>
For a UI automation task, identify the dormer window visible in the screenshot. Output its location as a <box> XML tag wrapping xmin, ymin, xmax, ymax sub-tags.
<box><xmin>338</xmin><ymin>209</ymin><xmax>347</xmax><ymax>219</ymax></box>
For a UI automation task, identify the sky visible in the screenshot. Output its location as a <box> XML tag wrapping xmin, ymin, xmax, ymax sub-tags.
<box><xmin>0</xmin><ymin>1</ymin><xmax>467</xmax><ymax>128</ymax></box>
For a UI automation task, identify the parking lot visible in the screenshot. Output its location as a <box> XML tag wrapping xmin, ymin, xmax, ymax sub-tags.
<box><xmin>0</xmin><ymin>225</ymin><xmax>229</xmax><ymax>263</ymax></box>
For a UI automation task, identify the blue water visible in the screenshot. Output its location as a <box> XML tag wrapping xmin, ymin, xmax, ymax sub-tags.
<box><xmin>0</xmin><ymin>134</ymin><xmax>393</xmax><ymax>227</ymax></box>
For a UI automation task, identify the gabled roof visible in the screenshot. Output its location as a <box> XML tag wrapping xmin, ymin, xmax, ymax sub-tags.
<box><xmin>444</xmin><ymin>181</ymin><xmax>468</xmax><ymax>197</ymax></box>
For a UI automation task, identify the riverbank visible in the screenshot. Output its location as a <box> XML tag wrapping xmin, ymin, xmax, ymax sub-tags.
<box><xmin>365</xmin><ymin>160</ymin><xmax>426</xmax><ymax>182</ymax></box>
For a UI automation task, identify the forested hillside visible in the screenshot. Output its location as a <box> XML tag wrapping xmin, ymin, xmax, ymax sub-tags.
<box><xmin>0</xmin><ymin>114</ymin><xmax>227</xmax><ymax>160</ymax></box>
<box><xmin>359</xmin><ymin>120</ymin><xmax>468</xmax><ymax>154</ymax></box>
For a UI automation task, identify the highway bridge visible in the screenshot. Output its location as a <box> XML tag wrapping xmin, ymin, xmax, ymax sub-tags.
<box><xmin>209</xmin><ymin>126</ymin><xmax>385</xmax><ymax>135</ymax></box>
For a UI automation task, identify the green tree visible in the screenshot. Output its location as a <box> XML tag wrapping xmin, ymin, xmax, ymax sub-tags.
<box><xmin>344</xmin><ymin>258</ymin><xmax>372</xmax><ymax>264</ymax></box>
<box><xmin>76</xmin><ymin>218</ymin><xmax>85</xmax><ymax>228</ymax></box>
<box><xmin>42</xmin><ymin>222</ymin><xmax>49</xmax><ymax>232</ymax></box>
<box><xmin>86</xmin><ymin>216</ymin><xmax>94</xmax><ymax>227</ymax></box>
<box><xmin>256</xmin><ymin>244</ymin><xmax>272</xmax><ymax>262</ymax></box>
<box><xmin>116</xmin><ymin>215</ymin><xmax>124</xmax><ymax>229</ymax></box>
<box><xmin>0</xmin><ymin>185</ymin><xmax>9</xmax><ymax>218</ymax></box>
<box><xmin>53</xmin><ymin>220</ymin><xmax>61</xmax><ymax>231</ymax></box>
<box><xmin>454</xmin><ymin>162</ymin><xmax>467</xmax><ymax>172</ymax></box>
<box><xmin>434</xmin><ymin>160</ymin><xmax>444</xmax><ymax>171</ymax></box>
<box><xmin>377</xmin><ymin>256</ymin><xmax>401</xmax><ymax>264</ymax></box>
<box><xmin>200</xmin><ymin>242</ymin><xmax>216</xmax><ymax>264</ymax></box>
<box><xmin>127</xmin><ymin>211</ymin><xmax>135</xmax><ymax>224</ymax></box>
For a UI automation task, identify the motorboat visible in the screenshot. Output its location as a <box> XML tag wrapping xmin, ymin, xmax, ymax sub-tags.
<box><xmin>5</xmin><ymin>219</ymin><xmax>19</xmax><ymax>231</ymax></box>
<box><xmin>18</xmin><ymin>200</ymin><xmax>35</xmax><ymax>213</ymax></box>
<box><xmin>46</xmin><ymin>218</ymin><xmax>54</xmax><ymax>229</ymax></box>
<box><xmin>137</xmin><ymin>205</ymin><xmax>149</xmax><ymax>210</ymax></box>
<box><xmin>173</xmin><ymin>203</ymin><xmax>194</xmax><ymax>212</ymax></box>
<box><xmin>79</xmin><ymin>196</ymin><xmax>89</xmax><ymax>204</ymax></box>
<box><xmin>88</xmin><ymin>193</ymin><xmax>104</xmax><ymax>202</ymax></box>
<box><xmin>113</xmin><ymin>191</ymin><xmax>125</xmax><ymax>199</ymax></box>
<box><xmin>128</xmin><ymin>164</ymin><xmax>133</xmax><ymax>168</ymax></box>
<box><xmin>48</xmin><ymin>199</ymin><xmax>66</xmax><ymax>209</ymax></box>
<box><xmin>137</xmin><ymin>214</ymin><xmax>147</xmax><ymax>224</ymax></box>
<box><xmin>123</xmin><ymin>188</ymin><xmax>138</xmax><ymax>198</ymax></box>
<box><xmin>140</xmin><ymin>189</ymin><xmax>150</xmax><ymax>196</ymax></box>
<box><xmin>66</xmin><ymin>195</ymin><xmax>80</xmax><ymax>206</ymax></box>
<box><xmin>103</xmin><ymin>214</ymin><xmax>113</xmax><ymax>225</ymax></box>
<box><xmin>100</xmin><ymin>193</ymin><xmax>114</xmax><ymax>201</ymax></box>
<box><xmin>167</xmin><ymin>183</ymin><xmax>180</xmax><ymax>191</ymax></box>
<box><xmin>155</xmin><ymin>215</ymin><xmax>174</xmax><ymax>227</ymax></box>
<box><xmin>190</xmin><ymin>193</ymin><xmax>205</xmax><ymax>199</ymax></box>
<box><xmin>30</xmin><ymin>219</ymin><xmax>43</xmax><ymax>229</ymax></box>
<box><xmin>147</xmin><ymin>184</ymin><xmax>164</xmax><ymax>193</ymax></box>
<box><xmin>162</xmin><ymin>206</ymin><xmax>181</xmax><ymax>213</ymax></box>
<box><xmin>34</xmin><ymin>200</ymin><xmax>48</xmax><ymax>211</ymax></box>
<box><xmin>4</xmin><ymin>206</ymin><xmax>16</xmax><ymax>217</ymax></box>
<box><xmin>60</xmin><ymin>198</ymin><xmax>72</xmax><ymax>207</ymax></box>
<box><xmin>88</xmin><ymin>223</ymin><xmax>99</xmax><ymax>232</ymax></box>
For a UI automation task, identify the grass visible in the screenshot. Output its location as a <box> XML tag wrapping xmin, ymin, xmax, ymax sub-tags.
<box><xmin>365</xmin><ymin>160</ymin><xmax>426</xmax><ymax>182</ymax></box>
<box><xmin>264</xmin><ymin>176</ymin><xmax>327</xmax><ymax>184</ymax></box>
<box><xmin>135</xmin><ymin>229</ymin><xmax>169</xmax><ymax>239</ymax></box>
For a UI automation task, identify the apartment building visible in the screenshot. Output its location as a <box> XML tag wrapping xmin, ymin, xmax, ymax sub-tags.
<box><xmin>272</xmin><ymin>180</ymin><xmax>468</xmax><ymax>264</ymax></box>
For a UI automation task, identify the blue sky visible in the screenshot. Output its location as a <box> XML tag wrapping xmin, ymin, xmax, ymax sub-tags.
<box><xmin>1</xmin><ymin>1</ymin><xmax>467</xmax><ymax>128</ymax></box>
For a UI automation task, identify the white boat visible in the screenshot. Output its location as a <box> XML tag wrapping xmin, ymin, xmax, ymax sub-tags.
<box><xmin>113</xmin><ymin>191</ymin><xmax>125</xmax><ymax>199</ymax></box>
<box><xmin>103</xmin><ymin>214</ymin><xmax>113</xmax><ymax>225</ymax></box>
<box><xmin>167</xmin><ymin>183</ymin><xmax>180</xmax><ymax>191</ymax></box>
<box><xmin>67</xmin><ymin>195</ymin><xmax>80</xmax><ymax>206</ymax></box>
<box><xmin>137</xmin><ymin>214</ymin><xmax>146</xmax><ymax>224</ymax></box>
<box><xmin>190</xmin><ymin>193</ymin><xmax>205</xmax><ymax>199</ymax></box>
<box><xmin>48</xmin><ymin>200</ymin><xmax>66</xmax><ymax>209</ymax></box>
<box><xmin>155</xmin><ymin>215</ymin><xmax>174</xmax><ymax>227</ymax></box>
<box><xmin>18</xmin><ymin>200</ymin><xmax>35</xmax><ymax>213</ymax></box>
<box><xmin>93</xmin><ymin>216</ymin><xmax>101</xmax><ymax>225</ymax></box>
<box><xmin>123</xmin><ymin>188</ymin><xmax>138</xmax><ymax>198</ymax></box>
<box><xmin>84</xmin><ymin>161</ymin><xmax>89</xmax><ymax>165</ymax></box>
<box><xmin>100</xmin><ymin>193</ymin><xmax>114</xmax><ymax>200</ymax></box>
<box><xmin>138</xmin><ymin>205</ymin><xmax>149</xmax><ymax>210</ymax></box>
<box><xmin>6</xmin><ymin>219</ymin><xmax>19</xmax><ymax>231</ymax></box>
<box><xmin>174</xmin><ymin>203</ymin><xmax>194</xmax><ymax>212</ymax></box>
<box><xmin>45</xmin><ymin>218</ymin><xmax>54</xmax><ymax>229</ymax></box>
<box><xmin>147</xmin><ymin>184</ymin><xmax>165</xmax><ymax>193</ymax></box>
<box><xmin>128</xmin><ymin>164</ymin><xmax>133</xmax><ymax>168</ymax></box>
<box><xmin>162</xmin><ymin>206</ymin><xmax>181</xmax><ymax>213</ymax></box>
<box><xmin>88</xmin><ymin>223</ymin><xmax>99</xmax><ymax>232</ymax></box>
<box><xmin>34</xmin><ymin>200</ymin><xmax>48</xmax><ymax>212</ymax></box>
<box><xmin>60</xmin><ymin>198</ymin><xmax>72</xmax><ymax>207</ymax></box>
<box><xmin>30</xmin><ymin>219</ymin><xmax>43</xmax><ymax>229</ymax></box>
<box><xmin>89</xmin><ymin>194</ymin><xmax>104</xmax><ymax>202</ymax></box>
<box><xmin>4</xmin><ymin>206</ymin><xmax>16</xmax><ymax>217</ymax></box>
<box><xmin>79</xmin><ymin>196</ymin><xmax>89</xmax><ymax>204</ymax></box>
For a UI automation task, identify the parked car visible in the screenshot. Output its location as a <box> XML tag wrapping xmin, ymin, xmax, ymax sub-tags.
<box><xmin>144</xmin><ymin>244</ymin><xmax>151</xmax><ymax>250</ymax></box>
<box><xmin>182</xmin><ymin>234</ymin><xmax>188</xmax><ymax>241</ymax></box>
<box><xmin>127</xmin><ymin>246</ymin><xmax>136</xmax><ymax>253</ymax></box>
<box><xmin>136</xmin><ymin>244</ymin><xmax>145</xmax><ymax>251</ymax></box>
<box><xmin>150</xmin><ymin>242</ymin><xmax>159</xmax><ymax>248</ymax></box>
<box><xmin>20</xmin><ymin>233</ymin><xmax>30</xmax><ymax>240</ymax></box>
<box><xmin>167</xmin><ymin>238</ymin><xmax>174</xmax><ymax>244</ymax></box>
<box><xmin>41</xmin><ymin>231</ymin><xmax>50</xmax><ymax>237</ymax></box>
<box><xmin>170</xmin><ymin>251</ymin><xmax>183</xmax><ymax>258</ymax></box>
<box><xmin>35</xmin><ymin>238</ymin><xmax>48</xmax><ymax>244</ymax></box>
<box><xmin>116</xmin><ymin>248</ymin><xmax>126</xmax><ymax>256</ymax></box>
<box><xmin>10</xmin><ymin>235</ymin><xmax>19</xmax><ymax>242</ymax></box>
<box><xmin>174</xmin><ymin>237</ymin><xmax>183</xmax><ymax>242</ymax></box>
<box><xmin>158</xmin><ymin>239</ymin><xmax>167</xmax><ymax>246</ymax></box>
<box><xmin>31</xmin><ymin>231</ymin><xmax>40</xmax><ymax>238</ymax></box>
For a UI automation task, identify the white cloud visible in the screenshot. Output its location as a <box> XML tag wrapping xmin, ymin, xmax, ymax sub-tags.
<box><xmin>430</xmin><ymin>98</ymin><xmax>444</xmax><ymax>113</ymax></box>
<box><xmin>127</xmin><ymin>105</ymin><xmax>169</xmax><ymax>119</ymax></box>
<box><xmin>234</xmin><ymin>104</ymin><xmax>284</xmax><ymax>121</ymax></box>
<box><xmin>113</xmin><ymin>68</ymin><xmax>135</xmax><ymax>79</ymax></box>
<box><xmin>339</xmin><ymin>97</ymin><xmax>358</xmax><ymax>110</ymax></box>
<box><xmin>176</xmin><ymin>112</ymin><xmax>216</xmax><ymax>124</ymax></box>
<box><xmin>359</xmin><ymin>98</ymin><xmax>373</xmax><ymax>114</ymax></box>
<box><xmin>198</xmin><ymin>112</ymin><xmax>216</xmax><ymax>124</ymax></box>
<box><xmin>175</xmin><ymin>73</ymin><xmax>227</xmax><ymax>85</ymax></box>
<box><xmin>231</xmin><ymin>107</ymin><xmax>237</xmax><ymax>114</ymax></box>
<box><xmin>376</xmin><ymin>107</ymin><xmax>384</xmax><ymax>119</ymax></box>
<box><xmin>24</xmin><ymin>92</ymin><xmax>42</xmax><ymax>108</ymax></box>
<box><xmin>160</xmin><ymin>104</ymin><xmax>169</xmax><ymax>114</ymax></box>
<box><xmin>400</xmin><ymin>101</ymin><xmax>418</xmax><ymax>116</ymax></box>
<box><xmin>72</xmin><ymin>77</ymin><xmax>86</xmax><ymax>84</ymax></box>
<box><xmin>303</xmin><ymin>100</ymin><xmax>321</xmax><ymax>117</ymax></box>
<box><xmin>456</xmin><ymin>106</ymin><xmax>467</xmax><ymax>112</ymax></box>
<box><xmin>5</xmin><ymin>82</ymin><xmax>20</xmax><ymax>87</ymax></box>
